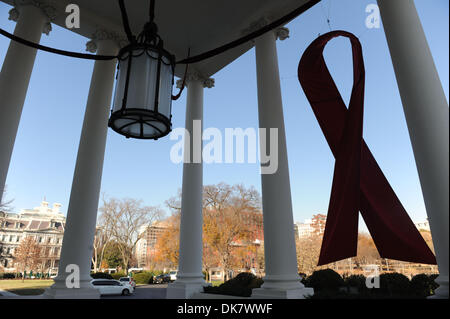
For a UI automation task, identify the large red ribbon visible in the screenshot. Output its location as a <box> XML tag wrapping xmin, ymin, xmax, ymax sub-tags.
<box><xmin>298</xmin><ymin>31</ymin><xmax>436</xmax><ymax>266</ymax></box>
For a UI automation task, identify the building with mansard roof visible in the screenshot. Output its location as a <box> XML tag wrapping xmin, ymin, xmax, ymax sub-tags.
<box><xmin>0</xmin><ymin>200</ymin><xmax>65</xmax><ymax>274</ymax></box>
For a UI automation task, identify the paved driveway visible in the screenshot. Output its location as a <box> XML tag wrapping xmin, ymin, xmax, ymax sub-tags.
<box><xmin>101</xmin><ymin>284</ymin><xmax>168</xmax><ymax>299</ymax></box>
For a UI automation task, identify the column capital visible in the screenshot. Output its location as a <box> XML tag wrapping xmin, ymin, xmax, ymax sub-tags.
<box><xmin>241</xmin><ymin>17</ymin><xmax>289</xmax><ymax>43</ymax></box>
<box><xmin>176</xmin><ymin>72</ymin><xmax>215</xmax><ymax>89</ymax></box>
<box><xmin>275</xmin><ymin>27</ymin><xmax>290</xmax><ymax>41</ymax></box>
<box><xmin>86</xmin><ymin>29</ymin><xmax>127</xmax><ymax>53</ymax></box>
<box><xmin>9</xmin><ymin>0</ymin><xmax>57</xmax><ymax>35</ymax></box>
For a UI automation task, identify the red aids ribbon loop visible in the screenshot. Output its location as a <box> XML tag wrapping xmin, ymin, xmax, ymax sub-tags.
<box><xmin>298</xmin><ymin>31</ymin><xmax>436</xmax><ymax>266</ymax></box>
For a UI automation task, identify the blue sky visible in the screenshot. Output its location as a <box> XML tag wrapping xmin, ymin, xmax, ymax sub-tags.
<box><xmin>0</xmin><ymin>0</ymin><xmax>448</xmax><ymax>226</ymax></box>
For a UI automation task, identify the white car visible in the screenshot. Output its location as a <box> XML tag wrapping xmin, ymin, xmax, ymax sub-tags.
<box><xmin>91</xmin><ymin>279</ymin><xmax>134</xmax><ymax>296</ymax></box>
<box><xmin>119</xmin><ymin>276</ymin><xmax>136</xmax><ymax>288</ymax></box>
<box><xmin>169</xmin><ymin>270</ymin><xmax>177</xmax><ymax>282</ymax></box>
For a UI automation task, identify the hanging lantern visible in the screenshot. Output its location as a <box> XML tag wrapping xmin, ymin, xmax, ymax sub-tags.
<box><xmin>109</xmin><ymin>1</ymin><xmax>175</xmax><ymax>140</ymax></box>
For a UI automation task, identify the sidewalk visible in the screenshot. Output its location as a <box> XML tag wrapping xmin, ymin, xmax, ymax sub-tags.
<box><xmin>0</xmin><ymin>289</ymin><xmax>20</xmax><ymax>297</ymax></box>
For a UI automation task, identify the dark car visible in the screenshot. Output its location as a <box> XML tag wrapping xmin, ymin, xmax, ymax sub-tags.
<box><xmin>153</xmin><ymin>274</ymin><xmax>171</xmax><ymax>284</ymax></box>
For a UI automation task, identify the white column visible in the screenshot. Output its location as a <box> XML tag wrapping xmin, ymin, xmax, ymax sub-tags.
<box><xmin>0</xmin><ymin>5</ymin><xmax>49</xmax><ymax>205</ymax></box>
<box><xmin>44</xmin><ymin>37</ymin><xmax>118</xmax><ymax>299</ymax></box>
<box><xmin>378</xmin><ymin>0</ymin><xmax>449</xmax><ymax>299</ymax></box>
<box><xmin>166</xmin><ymin>74</ymin><xmax>214</xmax><ymax>299</ymax></box>
<box><xmin>251</xmin><ymin>28</ymin><xmax>313</xmax><ymax>299</ymax></box>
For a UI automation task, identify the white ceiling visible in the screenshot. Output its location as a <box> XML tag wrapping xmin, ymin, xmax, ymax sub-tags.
<box><xmin>1</xmin><ymin>0</ymin><xmax>318</xmax><ymax>77</ymax></box>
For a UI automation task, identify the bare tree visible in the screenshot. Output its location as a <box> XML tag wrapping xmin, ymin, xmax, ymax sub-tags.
<box><xmin>154</xmin><ymin>214</ymin><xmax>180</xmax><ymax>270</ymax></box>
<box><xmin>91</xmin><ymin>225</ymin><xmax>112</xmax><ymax>273</ymax></box>
<box><xmin>0</xmin><ymin>186</ymin><xmax>14</xmax><ymax>212</ymax></box>
<box><xmin>14</xmin><ymin>236</ymin><xmax>41</xmax><ymax>282</ymax></box>
<box><xmin>155</xmin><ymin>183</ymin><xmax>262</xmax><ymax>279</ymax></box>
<box><xmin>202</xmin><ymin>183</ymin><xmax>261</xmax><ymax>281</ymax></box>
<box><xmin>99</xmin><ymin>197</ymin><xmax>164</xmax><ymax>274</ymax></box>
<box><xmin>165</xmin><ymin>189</ymin><xmax>182</xmax><ymax>213</ymax></box>
<box><xmin>229</xmin><ymin>184</ymin><xmax>261</xmax><ymax>214</ymax></box>
<box><xmin>354</xmin><ymin>232</ymin><xmax>380</xmax><ymax>267</ymax></box>
<box><xmin>296</xmin><ymin>234</ymin><xmax>322</xmax><ymax>275</ymax></box>
<box><xmin>203</xmin><ymin>183</ymin><xmax>233</xmax><ymax>212</ymax></box>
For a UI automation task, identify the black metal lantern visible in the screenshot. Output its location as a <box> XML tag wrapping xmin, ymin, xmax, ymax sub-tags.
<box><xmin>109</xmin><ymin>0</ymin><xmax>175</xmax><ymax>139</ymax></box>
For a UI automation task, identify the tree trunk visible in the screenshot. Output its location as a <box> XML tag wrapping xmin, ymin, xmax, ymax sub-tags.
<box><xmin>99</xmin><ymin>240</ymin><xmax>110</xmax><ymax>272</ymax></box>
<box><xmin>91</xmin><ymin>257</ymin><xmax>97</xmax><ymax>273</ymax></box>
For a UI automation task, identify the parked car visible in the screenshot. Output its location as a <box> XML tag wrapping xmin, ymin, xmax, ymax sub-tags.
<box><xmin>153</xmin><ymin>274</ymin><xmax>171</xmax><ymax>284</ymax></box>
<box><xmin>119</xmin><ymin>277</ymin><xmax>136</xmax><ymax>288</ymax></box>
<box><xmin>91</xmin><ymin>279</ymin><xmax>134</xmax><ymax>296</ymax></box>
<box><xmin>169</xmin><ymin>271</ymin><xmax>177</xmax><ymax>282</ymax></box>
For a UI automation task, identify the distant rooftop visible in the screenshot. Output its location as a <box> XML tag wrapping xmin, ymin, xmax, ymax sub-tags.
<box><xmin>19</xmin><ymin>200</ymin><xmax>64</xmax><ymax>217</ymax></box>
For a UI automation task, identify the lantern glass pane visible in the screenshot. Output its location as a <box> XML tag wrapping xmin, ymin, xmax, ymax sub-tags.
<box><xmin>128</xmin><ymin>52</ymin><xmax>158</xmax><ymax>112</ymax></box>
<box><xmin>112</xmin><ymin>49</ymin><xmax>160</xmax><ymax>113</ymax></box>
<box><xmin>112</xmin><ymin>56</ymin><xmax>129</xmax><ymax>113</ymax></box>
<box><xmin>157</xmin><ymin>57</ymin><xmax>174</xmax><ymax>119</ymax></box>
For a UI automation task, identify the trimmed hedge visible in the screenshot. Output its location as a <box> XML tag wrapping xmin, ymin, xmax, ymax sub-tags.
<box><xmin>429</xmin><ymin>274</ymin><xmax>439</xmax><ymax>293</ymax></box>
<box><xmin>203</xmin><ymin>272</ymin><xmax>263</xmax><ymax>297</ymax></box>
<box><xmin>344</xmin><ymin>274</ymin><xmax>367</xmax><ymax>291</ymax></box>
<box><xmin>110</xmin><ymin>272</ymin><xmax>126</xmax><ymax>280</ymax></box>
<box><xmin>0</xmin><ymin>273</ymin><xmax>16</xmax><ymax>279</ymax></box>
<box><xmin>132</xmin><ymin>272</ymin><xmax>154</xmax><ymax>285</ymax></box>
<box><xmin>304</xmin><ymin>269</ymin><xmax>344</xmax><ymax>292</ymax></box>
<box><xmin>90</xmin><ymin>271</ymin><xmax>156</xmax><ymax>284</ymax></box>
<box><xmin>411</xmin><ymin>274</ymin><xmax>436</xmax><ymax>297</ymax></box>
<box><xmin>379</xmin><ymin>273</ymin><xmax>411</xmax><ymax>296</ymax></box>
<box><xmin>90</xmin><ymin>272</ymin><xmax>113</xmax><ymax>279</ymax></box>
<box><xmin>303</xmin><ymin>270</ymin><xmax>438</xmax><ymax>299</ymax></box>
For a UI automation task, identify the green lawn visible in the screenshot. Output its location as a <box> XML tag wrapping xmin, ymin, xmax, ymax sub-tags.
<box><xmin>0</xmin><ymin>279</ymin><xmax>54</xmax><ymax>295</ymax></box>
<box><xmin>211</xmin><ymin>280</ymin><xmax>224</xmax><ymax>287</ymax></box>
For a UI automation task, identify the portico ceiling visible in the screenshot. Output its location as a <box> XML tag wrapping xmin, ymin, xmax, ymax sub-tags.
<box><xmin>1</xmin><ymin>0</ymin><xmax>317</xmax><ymax>77</ymax></box>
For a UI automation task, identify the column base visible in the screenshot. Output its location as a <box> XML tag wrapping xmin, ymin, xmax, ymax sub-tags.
<box><xmin>166</xmin><ymin>275</ymin><xmax>208</xmax><ymax>299</ymax></box>
<box><xmin>43</xmin><ymin>287</ymin><xmax>100</xmax><ymax>299</ymax></box>
<box><xmin>428</xmin><ymin>275</ymin><xmax>449</xmax><ymax>299</ymax></box>
<box><xmin>43</xmin><ymin>279</ymin><xmax>100</xmax><ymax>299</ymax></box>
<box><xmin>251</xmin><ymin>287</ymin><xmax>314</xmax><ymax>299</ymax></box>
<box><xmin>251</xmin><ymin>274</ymin><xmax>314</xmax><ymax>299</ymax></box>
